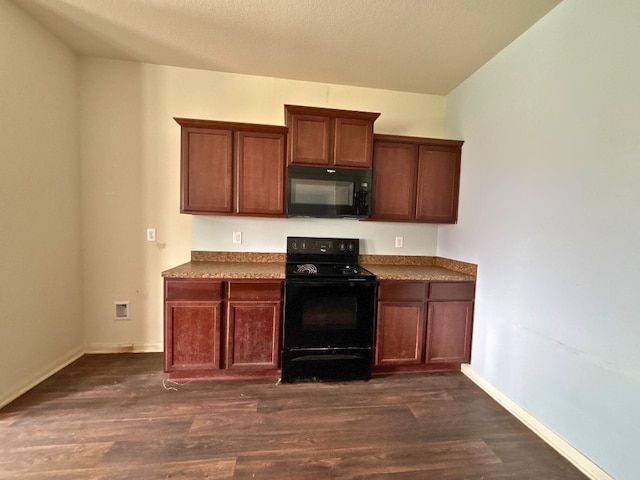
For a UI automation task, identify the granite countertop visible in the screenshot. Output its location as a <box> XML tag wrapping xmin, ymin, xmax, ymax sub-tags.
<box><xmin>360</xmin><ymin>254</ymin><xmax>476</xmax><ymax>281</ymax></box>
<box><xmin>365</xmin><ymin>264</ymin><xmax>474</xmax><ymax>281</ymax></box>
<box><xmin>162</xmin><ymin>252</ymin><xmax>477</xmax><ymax>282</ymax></box>
<box><xmin>162</xmin><ymin>260</ymin><xmax>285</xmax><ymax>279</ymax></box>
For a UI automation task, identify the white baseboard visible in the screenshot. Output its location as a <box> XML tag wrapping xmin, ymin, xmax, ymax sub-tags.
<box><xmin>0</xmin><ymin>346</ymin><xmax>85</xmax><ymax>410</ymax></box>
<box><xmin>460</xmin><ymin>364</ymin><xmax>613</xmax><ymax>480</ymax></box>
<box><xmin>84</xmin><ymin>343</ymin><xmax>163</xmax><ymax>354</ymax></box>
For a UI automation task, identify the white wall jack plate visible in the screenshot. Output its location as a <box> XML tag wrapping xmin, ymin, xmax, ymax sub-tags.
<box><xmin>395</xmin><ymin>236</ymin><xmax>404</xmax><ymax>248</ymax></box>
<box><xmin>146</xmin><ymin>228</ymin><xmax>156</xmax><ymax>242</ymax></box>
<box><xmin>233</xmin><ymin>231</ymin><xmax>242</xmax><ymax>244</ymax></box>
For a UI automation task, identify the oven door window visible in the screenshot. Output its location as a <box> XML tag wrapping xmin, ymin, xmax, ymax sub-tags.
<box><xmin>284</xmin><ymin>281</ymin><xmax>376</xmax><ymax>349</ymax></box>
<box><xmin>303</xmin><ymin>296</ymin><xmax>358</xmax><ymax>331</ymax></box>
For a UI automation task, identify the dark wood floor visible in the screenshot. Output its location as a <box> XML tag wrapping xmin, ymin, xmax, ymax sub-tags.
<box><xmin>0</xmin><ymin>354</ymin><xmax>587</xmax><ymax>479</ymax></box>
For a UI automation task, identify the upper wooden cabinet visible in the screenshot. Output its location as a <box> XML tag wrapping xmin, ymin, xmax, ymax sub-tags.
<box><xmin>285</xmin><ymin>105</ymin><xmax>380</xmax><ymax>169</ymax></box>
<box><xmin>371</xmin><ymin>134</ymin><xmax>463</xmax><ymax>224</ymax></box>
<box><xmin>369</xmin><ymin>142</ymin><xmax>418</xmax><ymax>220</ymax></box>
<box><xmin>175</xmin><ymin>118</ymin><xmax>287</xmax><ymax>216</ymax></box>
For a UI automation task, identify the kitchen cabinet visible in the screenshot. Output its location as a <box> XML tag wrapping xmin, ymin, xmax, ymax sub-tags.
<box><xmin>425</xmin><ymin>282</ymin><xmax>474</xmax><ymax>364</ymax></box>
<box><xmin>175</xmin><ymin>118</ymin><xmax>287</xmax><ymax>216</ymax></box>
<box><xmin>374</xmin><ymin>280</ymin><xmax>474</xmax><ymax>373</ymax></box>
<box><xmin>371</xmin><ymin>134</ymin><xmax>463</xmax><ymax>223</ymax></box>
<box><xmin>369</xmin><ymin>142</ymin><xmax>417</xmax><ymax>221</ymax></box>
<box><xmin>285</xmin><ymin>105</ymin><xmax>380</xmax><ymax>168</ymax></box>
<box><xmin>225</xmin><ymin>281</ymin><xmax>282</xmax><ymax>370</ymax></box>
<box><xmin>164</xmin><ymin>279</ymin><xmax>223</xmax><ymax>373</ymax></box>
<box><xmin>375</xmin><ymin>282</ymin><xmax>426</xmax><ymax>365</ymax></box>
<box><xmin>164</xmin><ymin>278</ymin><xmax>283</xmax><ymax>379</ymax></box>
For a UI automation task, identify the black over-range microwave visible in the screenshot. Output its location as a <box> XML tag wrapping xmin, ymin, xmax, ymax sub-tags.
<box><xmin>287</xmin><ymin>165</ymin><xmax>371</xmax><ymax>218</ymax></box>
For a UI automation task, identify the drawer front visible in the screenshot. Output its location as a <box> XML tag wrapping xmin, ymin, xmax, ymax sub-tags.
<box><xmin>227</xmin><ymin>281</ymin><xmax>283</xmax><ymax>300</ymax></box>
<box><xmin>378</xmin><ymin>281</ymin><xmax>427</xmax><ymax>301</ymax></box>
<box><xmin>427</xmin><ymin>281</ymin><xmax>475</xmax><ymax>301</ymax></box>
<box><xmin>165</xmin><ymin>279</ymin><xmax>223</xmax><ymax>301</ymax></box>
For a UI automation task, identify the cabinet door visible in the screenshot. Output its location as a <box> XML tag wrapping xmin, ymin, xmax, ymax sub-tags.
<box><xmin>415</xmin><ymin>146</ymin><xmax>461</xmax><ymax>223</ymax></box>
<box><xmin>371</xmin><ymin>142</ymin><xmax>417</xmax><ymax>220</ymax></box>
<box><xmin>225</xmin><ymin>301</ymin><xmax>281</xmax><ymax>369</ymax></box>
<box><xmin>164</xmin><ymin>301</ymin><xmax>222</xmax><ymax>372</ymax></box>
<box><xmin>333</xmin><ymin>118</ymin><xmax>374</xmax><ymax>168</ymax></box>
<box><xmin>425</xmin><ymin>301</ymin><xmax>473</xmax><ymax>364</ymax></box>
<box><xmin>375</xmin><ymin>301</ymin><xmax>425</xmax><ymax>365</ymax></box>
<box><xmin>235</xmin><ymin>131</ymin><xmax>286</xmax><ymax>215</ymax></box>
<box><xmin>288</xmin><ymin>114</ymin><xmax>331</xmax><ymax>166</ymax></box>
<box><xmin>180</xmin><ymin>127</ymin><xmax>233</xmax><ymax>213</ymax></box>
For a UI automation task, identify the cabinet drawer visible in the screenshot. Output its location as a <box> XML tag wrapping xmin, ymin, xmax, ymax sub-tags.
<box><xmin>165</xmin><ymin>279</ymin><xmax>223</xmax><ymax>301</ymax></box>
<box><xmin>227</xmin><ymin>281</ymin><xmax>283</xmax><ymax>300</ymax></box>
<box><xmin>378</xmin><ymin>281</ymin><xmax>427</xmax><ymax>301</ymax></box>
<box><xmin>427</xmin><ymin>281</ymin><xmax>475</xmax><ymax>301</ymax></box>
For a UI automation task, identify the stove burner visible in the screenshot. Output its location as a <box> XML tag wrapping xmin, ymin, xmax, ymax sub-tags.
<box><xmin>294</xmin><ymin>263</ymin><xmax>318</xmax><ymax>274</ymax></box>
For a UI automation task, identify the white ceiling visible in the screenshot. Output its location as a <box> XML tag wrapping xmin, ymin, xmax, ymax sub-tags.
<box><xmin>12</xmin><ymin>0</ymin><xmax>562</xmax><ymax>95</ymax></box>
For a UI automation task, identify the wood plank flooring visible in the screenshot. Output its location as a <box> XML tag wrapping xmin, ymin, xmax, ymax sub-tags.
<box><xmin>0</xmin><ymin>354</ymin><xmax>587</xmax><ymax>479</ymax></box>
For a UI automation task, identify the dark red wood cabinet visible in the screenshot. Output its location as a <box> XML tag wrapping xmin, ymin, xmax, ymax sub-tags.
<box><xmin>165</xmin><ymin>277</ymin><xmax>473</xmax><ymax>379</ymax></box>
<box><xmin>175</xmin><ymin>114</ymin><xmax>465</xmax><ymax>224</ymax></box>
<box><xmin>164</xmin><ymin>279</ymin><xmax>223</xmax><ymax>373</ymax></box>
<box><xmin>285</xmin><ymin>105</ymin><xmax>380</xmax><ymax>168</ymax></box>
<box><xmin>371</xmin><ymin>134</ymin><xmax>463</xmax><ymax>224</ymax></box>
<box><xmin>375</xmin><ymin>281</ymin><xmax>426</xmax><ymax>366</ymax></box>
<box><xmin>374</xmin><ymin>280</ymin><xmax>474</xmax><ymax>373</ymax></box>
<box><xmin>175</xmin><ymin>118</ymin><xmax>287</xmax><ymax>216</ymax></box>
<box><xmin>225</xmin><ymin>281</ymin><xmax>282</xmax><ymax>371</ymax></box>
<box><xmin>164</xmin><ymin>278</ymin><xmax>283</xmax><ymax>379</ymax></box>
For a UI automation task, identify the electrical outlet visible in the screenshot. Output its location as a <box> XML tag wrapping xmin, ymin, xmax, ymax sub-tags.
<box><xmin>146</xmin><ymin>228</ymin><xmax>156</xmax><ymax>242</ymax></box>
<box><xmin>233</xmin><ymin>231</ymin><xmax>242</xmax><ymax>244</ymax></box>
<box><xmin>395</xmin><ymin>236</ymin><xmax>404</xmax><ymax>248</ymax></box>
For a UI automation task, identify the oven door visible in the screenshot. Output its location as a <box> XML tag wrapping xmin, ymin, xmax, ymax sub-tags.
<box><xmin>283</xmin><ymin>279</ymin><xmax>376</xmax><ymax>350</ymax></box>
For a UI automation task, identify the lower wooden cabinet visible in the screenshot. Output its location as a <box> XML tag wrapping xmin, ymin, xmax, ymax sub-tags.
<box><xmin>374</xmin><ymin>280</ymin><xmax>474</xmax><ymax>373</ymax></box>
<box><xmin>376</xmin><ymin>302</ymin><xmax>425</xmax><ymax>365</ymax></box>
<box><xmin>164</xmin><ymin>279</ymin><xmax>223</xmax><ymax>373</ymax></box>
<box><xmin>165</xmin><ymin>301</ymin><xmax>221</xmax><ymax>372</ymax></box>
<box><xmin>425</xmin><ymin>301</ymin><xmax>473</xmax><ymax>364</ymax></box>
<box><xmin>225</xmin><ymin>281</ymin><xmax>282</xmax><ymax>370</ymax></box>
<box><xmin>164</xmin><ymin>278</ymin><xmax>282</xmax><ymax>379</ymax></box>
<box><xmin>164</xmin><ymin>277</ymin><xmax>473</xmax><ymax>379</ymax></box>
<box><xmin>225</xmin><ymin>302</ymin><xmax>281</xmax><ymax>369</ymax></box>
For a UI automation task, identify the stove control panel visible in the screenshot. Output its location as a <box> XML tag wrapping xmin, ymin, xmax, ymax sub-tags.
<box><xmin>287</xmin><ymin>236</ymin><xmax>359</xmax><ymax>257</ymax></box>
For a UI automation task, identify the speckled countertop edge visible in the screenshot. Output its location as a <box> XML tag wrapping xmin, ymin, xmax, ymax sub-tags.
<box><xmin>162</xmin><ymin>251</ymin><xmax>477</xmax><ymax>281</ymax></box>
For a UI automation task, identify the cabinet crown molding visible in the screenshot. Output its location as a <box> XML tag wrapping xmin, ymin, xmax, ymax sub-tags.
<box><xmin>374</xmin><ymin>133</ymin><xmax>463</xmax><ymax>147</ymax></box>
<box><xmin>284</xmin><ymin>104</ymin><xmax>381</xmax><ymax>122</ymax></box>
<box><xmin>174</xmin><ymin>117</ymin><xmax>288</xmax><ymax>134</ymax></box>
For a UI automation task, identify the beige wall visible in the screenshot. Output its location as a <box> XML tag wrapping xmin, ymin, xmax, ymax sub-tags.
<box><xmin>2</xmin><ymin>2</ymin><xmax>448</xmax><ymax>399</ymax></box>
<box><xmin>79</xmin><ymin>59</ymin><xmax>447</xmax><ymax>353</ymax></box>
<box><xmin>0</xmin><ymin>0</ymin><xmax>83</xmax><ymax>407</ymax></box>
